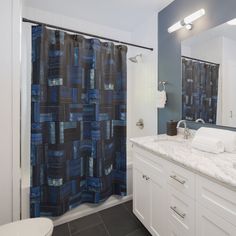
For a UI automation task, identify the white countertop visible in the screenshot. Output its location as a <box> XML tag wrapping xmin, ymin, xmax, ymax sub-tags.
<box><xmin>130</xmin><ymin>134</ymin><xmax>236</xmax><ymax>190</ymax></box>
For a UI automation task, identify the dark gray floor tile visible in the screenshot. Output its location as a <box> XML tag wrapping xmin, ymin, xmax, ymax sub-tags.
<box><xmin>123</xmin><ymin>201</ymin><xmax>133</xmax><ymax>214</ymax></box>
<box><xmin>69</xmin><ymin>213</ymin><xmax>103</xmax><ymax>235</ymax></box>
<box><xmin>99</xmin><ymin>204</ymin><xmax>142</xmax><ymax>236</ymax></box>
<box><xmin>72</xmin><ymin>223</ymin><xmax>109</xmax><ymax>236</ymax></box>
<box><xmin>126</xmin><ymin>227</ymin><xmax>152</xmax><ymax>236</ymax></box>
<box><xmin>52</xmin><ymin>223</ymin><xmax>70</xmax><ymax>236</ymax></box>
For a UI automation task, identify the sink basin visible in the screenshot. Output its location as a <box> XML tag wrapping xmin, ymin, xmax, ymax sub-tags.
<box><xmin>154</xmin><ymin>139</ymin><xmax>184</xmax><ymax>144</ymax></box>
<box><xmin>153</xmin><ymin>138</ymin><xmax>187</xmax><ymax>146</ymax></box>
<box><xmin>150</xmin><ymin>138</ymin><xmax>191</xmax><ymax>154</ymax></box>
<box><xmin>233</xmin><ymin>162</ymin><xmax>236</xmax><ymax>169</ymax></box>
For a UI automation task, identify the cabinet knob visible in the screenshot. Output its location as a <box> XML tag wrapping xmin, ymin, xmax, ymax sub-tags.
<box><xmin>142</xmin><ymin>174</ymin><xmax>150</xmax><ymax>181</ymax></box>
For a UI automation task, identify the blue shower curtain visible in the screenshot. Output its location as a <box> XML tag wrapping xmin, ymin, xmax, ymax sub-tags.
<box><xmin>30</xmin><ymin>25</ymin><xmax>127</xmax><ymax>217</ymax></box>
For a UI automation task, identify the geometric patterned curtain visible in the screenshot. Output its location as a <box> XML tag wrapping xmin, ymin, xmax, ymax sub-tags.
<box><xmin>182</xmin><ymin>57</ymin><xmax>219</xmax><ymax>124</ymax></box>
<box><xmin>30</xmin><ymin>25</ymin><xmax>127</xmax><ymax>217</ymax></box>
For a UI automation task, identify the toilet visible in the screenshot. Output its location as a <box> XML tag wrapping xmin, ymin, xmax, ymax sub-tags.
<box><xmin>0</xmin><ymin>218</ymin><xmax>53</xmax><ymax>236</ymax></box>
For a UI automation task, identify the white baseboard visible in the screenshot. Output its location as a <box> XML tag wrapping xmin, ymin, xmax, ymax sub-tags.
<box><xmin>53</xmin><ymin>194</ymin><xmax>133</xmax><ymax>226</ymax></box>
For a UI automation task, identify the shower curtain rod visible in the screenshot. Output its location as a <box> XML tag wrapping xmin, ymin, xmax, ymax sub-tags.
<box><xmin>182</xmin><ymin>56</ymin><xmax>220</xmax><ymax>66</ymax></box>
<box><xmin>22</xmin><ymin>18</ymin><xmax>154</xmax><ymax>51</ymax></box>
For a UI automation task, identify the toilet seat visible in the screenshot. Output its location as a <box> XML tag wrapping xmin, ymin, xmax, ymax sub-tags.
<box><xmin>0</xmin><ymin>218</ymin><xmax>53</xmax><ymax>236</ymax></box>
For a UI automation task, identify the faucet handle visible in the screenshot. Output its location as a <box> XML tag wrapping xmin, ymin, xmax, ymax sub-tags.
<box><xmin>136</xmin><ymin>119</ymin><xmax>144</xmax><ymax>129</ymax></box>
<box><xmin>184</xmin><ymin>128</ymin><xmax>191</xmax><ymax>139</ymax></box>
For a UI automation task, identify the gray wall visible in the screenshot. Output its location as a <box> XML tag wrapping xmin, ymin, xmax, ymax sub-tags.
<box><xmin>158</xmin><ymin>0</ymin><xmax>236</xmax><ymax>133</ymax></box>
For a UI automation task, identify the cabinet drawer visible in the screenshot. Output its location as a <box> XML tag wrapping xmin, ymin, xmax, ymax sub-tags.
<box><xmin>133</xmin><ymin>145</ymin><xmax>166</xmax><ymax>168</ymax></box>
<box><xmin>167</xmin><ymin>185</ymin><xmax>195</xmax><ymax>236</ymax></box>
<box><xmin>167</xmin><ymin>161</ymin><xmax>195</xmax><ymax>199</ymax></box>
<box><xmin>133</xmin><ymin>152</ymin><xmax>153</xmax><ymax>176</ymax></box>
<box><xmin>196</xmin><ymin>175</ymin><xmax>236</xmax><ymax>227</ymax></box>
<box><xmin>196</xmin><ymin>204</ymin><xmax>236</xmax><ymax>236</ymax></box>
<box><xmin>133</xmin><ymin>151</ymin><xmax>165</xmax><ymax>185</ymax></box>
<box><xmin>167</xmin><ymin>219</ymin><xmax>191</xmax><ymax>236</ymax></box>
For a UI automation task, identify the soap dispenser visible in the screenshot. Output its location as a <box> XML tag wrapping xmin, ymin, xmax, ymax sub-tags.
<box><xmin>166</xmin><ymin>120</ymin><xmax>178</xmax><ymax>136</ymax></box>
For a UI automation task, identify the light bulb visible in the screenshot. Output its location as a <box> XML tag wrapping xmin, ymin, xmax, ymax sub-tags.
<box><xmin>168</xmin><ymin>21</ymin><xmax>183</xmax><ymax>33</ymax></box>
<box><xmin>184</xmin><ymin>9</ymin><xmax>205</xmax><ymax>25</ymax></box>
<box><xmin>227</xmin><ymin>18</ymin><xmax>236</xmax><ymax>25</ymax></box>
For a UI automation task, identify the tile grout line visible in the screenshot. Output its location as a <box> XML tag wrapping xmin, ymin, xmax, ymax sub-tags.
<box><xmin>102</xmin><ymin>222</ymin><xmax>112</xmax><ymax>236</ymax></box>
<box><xmin>122</xmin><ymin>202</ymin><xmax>135</xmax><ymax>219</ymax></box>
<box><xmin>122</xmin><ymin>202</ymin><xmax>146</xmax><ymax>233</ymax></box>
<box><xmin>55</xmin><ymin>202</ymin><xmax>150</xmax><ymax>236</ymax></box>
<box><xmin>125</xmin><ymin>228</ymin><xmax>140</xmax><ymax>236</ymax></box>
<box><xmin>98</xmin><ymin>202</ymin><xmax>143</xmax><ymax>236</ymax></box>
<box><xmin>67</xmin><ymin>222</ymin><xmax>72</xmax><ymax>236</ymax></box>
<box><xmin>67</xmin><ymin>213</ymin><xmax>102</xmax><ymax>235</ymax></box>
<box><xmin>97</xmin><ymin>212</ymin><xmax>111</xmax><ymax>236</ymax></box>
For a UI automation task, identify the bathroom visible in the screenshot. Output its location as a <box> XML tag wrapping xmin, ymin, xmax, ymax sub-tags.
<box><xmin>0</xmin><ymin>0</ymin><xmax>236</xmax><ymax>235</ymax></box>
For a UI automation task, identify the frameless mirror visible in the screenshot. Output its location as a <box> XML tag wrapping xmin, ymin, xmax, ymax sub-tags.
<box><xmin>181</xmin><ymin>18</ymin><xmax>236</xmax><ymax>128</ymax></box>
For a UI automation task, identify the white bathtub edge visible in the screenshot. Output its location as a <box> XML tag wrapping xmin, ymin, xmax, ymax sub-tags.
<box><xmin>53</xmin><ymin>162</ymin><xmax>133</xmax><ymax>226</ymax></box>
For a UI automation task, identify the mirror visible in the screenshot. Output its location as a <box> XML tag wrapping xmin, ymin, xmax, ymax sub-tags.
<box><xmin>181</xmin><ymin>19</ymin><xmax>236</xmax><ymax>128</ymax></box>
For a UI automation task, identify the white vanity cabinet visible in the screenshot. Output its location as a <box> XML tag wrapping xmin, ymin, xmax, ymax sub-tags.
<box><xmin>132</xmin><ymin>145</ymin><xmax>236</xmax><ymax>236</ymax></box>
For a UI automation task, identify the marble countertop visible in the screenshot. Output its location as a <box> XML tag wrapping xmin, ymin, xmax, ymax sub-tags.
<box><xmin>130</xmin><ymin>134</ymin><xmax>236</xmax><ymax>190</ymax></box>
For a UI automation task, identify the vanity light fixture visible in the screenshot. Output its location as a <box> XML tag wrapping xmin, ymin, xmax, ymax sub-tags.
<box><xmin>168</xmin><ymin>9</ymin><xmax>205</xmax><ymax>33</ymax></box>
<box><xmin>227</xmin><ymin>18</ymin><xmax>236</xmax><ymax>25</ymax></box>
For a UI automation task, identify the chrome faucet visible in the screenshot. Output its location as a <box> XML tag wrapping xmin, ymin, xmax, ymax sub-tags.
<box><xmin>195</xmin><ymin>118</ymin><xmax>205</xmax><ymax>124</ymax></box>
<box><xmin>176</xmin><ymin>120</ymin><xmax>190</xmax><ymax>139</ymax></box>
<box><xmin>176</xmin><ymin>120</ymin><xmax>187</xmax><ymax>129</ymax></box>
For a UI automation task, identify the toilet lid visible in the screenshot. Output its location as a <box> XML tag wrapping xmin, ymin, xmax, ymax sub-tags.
<box><xmin>0</xmin><ymin>218</ymin><xmax>53</xmax><ymax>236</ymax></box>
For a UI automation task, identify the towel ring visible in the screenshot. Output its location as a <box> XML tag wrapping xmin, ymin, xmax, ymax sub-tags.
<box><xmin>159</xmin><ymin>81</ymin><xmax>167</xmax><ymax>91</ymax></box>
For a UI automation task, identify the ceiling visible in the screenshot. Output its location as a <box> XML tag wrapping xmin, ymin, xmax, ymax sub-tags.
<box><xmin>23</xmin><ymin>0</ymin><xmax>174</xmax><ymax>31</ymax></box>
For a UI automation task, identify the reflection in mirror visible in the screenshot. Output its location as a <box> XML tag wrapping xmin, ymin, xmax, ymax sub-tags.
<box><xmin>181</xmin><ymin>19</ymin><xmax>236</xmax><ymax>128</ymax></box>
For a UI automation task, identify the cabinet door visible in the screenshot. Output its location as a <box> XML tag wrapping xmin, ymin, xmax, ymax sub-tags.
<box><xmin>133</xmin><ymin>167</ymin><xmax>150</xmax><ymax>225</ymax></box>
<box><xmin>196</xmin><ymin>204</ymin><xmax>236</xmax><ymax>236</ymax></box>
<box><xmin>133</xmin><ymin>150</ymin><xmax>167</xmax><ymax>236</ymax></box>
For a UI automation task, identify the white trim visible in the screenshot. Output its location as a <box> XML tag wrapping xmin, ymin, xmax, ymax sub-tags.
<box><xmin>20</xmin><ymin>22</ymin><xmax>32</xmax><ymax>220</ymax></box>
<box><xmin>12</xmin><ymin>0</ymin><xmax>22</xmax><ymax>222</ymax></box>
<box><xmin>53</xmin><ymin>195</ymin><xmax>133</xmax><ymax>226</ymax></box>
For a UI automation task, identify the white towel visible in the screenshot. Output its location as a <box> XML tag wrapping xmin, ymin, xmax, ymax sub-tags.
<box><xmin>195</xmin><ymin>127</ymin><xmax>236</xmax><ymax>153</ymax></box>
<box><xmin>191</xmin><ymin>135</ymin><xmax>224</xmax><ymax>154</ymax></box>
<box><xmin>157</xmin><ymin>90</ymin><xmax>167</xmax><ymax>108</ymax></box>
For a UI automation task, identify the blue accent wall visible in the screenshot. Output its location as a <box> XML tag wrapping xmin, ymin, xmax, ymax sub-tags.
<box><xmin>158</xmin><ymin>0</ymin><xmax>236</xmax><ymax>133</ymax></box>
